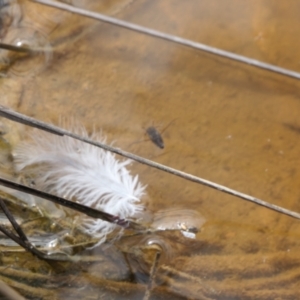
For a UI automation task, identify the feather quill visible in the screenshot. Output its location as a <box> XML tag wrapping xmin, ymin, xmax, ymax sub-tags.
<box><xmin>14</xmin><ymin>124</ymin><xmax>146</xmax><ymax>246</ymax></box>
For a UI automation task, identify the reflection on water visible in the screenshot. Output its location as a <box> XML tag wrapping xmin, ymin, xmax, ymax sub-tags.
<box><xmin>1</xmin><ymin>26</ymin><xmax>53</xmax><ymax>76</ymax></box>
<box><xmin>151</xmin><ymin>208</ymin><xmax>206</xmax><ymax>239</ymax></box>
<box><xmin>0</xmin><ymin>0</ymin><xmax>22</xmax><ymax>38</ymax></box>
<box><xmin>1</xmin><ymin>0</ymin><xmax>300</xmax><ymax>299</ymax></box>
<box><xmin>0</xmin><ymin>0</ymin><xmax>56</xmax><ymax>77</ymax></box>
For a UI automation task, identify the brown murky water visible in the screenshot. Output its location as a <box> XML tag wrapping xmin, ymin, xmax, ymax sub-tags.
<box><xmin>1</xmin><ymin>0</ymin><xmax>300</xmax><ymax>299</ymax></box>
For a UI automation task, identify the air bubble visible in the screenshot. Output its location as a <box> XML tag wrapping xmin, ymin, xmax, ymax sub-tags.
<box><xmin>139</xmin><ymin>234</ymin><xmax>175</xmax><ymax>260</ymax></box>
<box><xmin>151</xmin><ymin>208</ymin><xmax>206</xmax><ymax>238</ymax></box>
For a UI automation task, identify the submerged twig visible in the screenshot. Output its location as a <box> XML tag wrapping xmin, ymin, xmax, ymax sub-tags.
<box><xmin>0</xmin><ymin>43</ymin><xmax>33</xmax><ymax>54</ymax></box>
<box><xmin>0</xmin><ymin>106</ymin><xmax>300</xmax><ymax>220</ymax></box>
<box><xmin>0</xmin><ymin>43</ymin><xmax>51</xmax><ymax>54</ymax></box>
<box><xmin>143</xmin><ymin>251</ymin><xmax>161</xmax><ymax>300</ymax></box>
<box><xmin>0</xmin><ymin>196</ymin><xmax>71</xmax><ymax>260</ymax></box>
<box><xmin>32</xmin><ymin>0</ymin><xmax>300</xmax><ymax>80</ymax></box>
<box><xmin>0</xmin><ymin>279</ymin><xmax>25</xmax><ymax>300</ymax></box>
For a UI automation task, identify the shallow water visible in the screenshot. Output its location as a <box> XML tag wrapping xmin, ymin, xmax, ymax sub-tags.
<box><xmin>1</xmin><ymin>0</ymin><xmax>300</xmax><ymax>299</ymax></box>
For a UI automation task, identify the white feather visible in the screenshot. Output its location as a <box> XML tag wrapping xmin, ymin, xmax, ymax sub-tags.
<box><xmin>14</xmin><ymin>124</ymin><xmax>146</xmax><ymax>246</ymax></box>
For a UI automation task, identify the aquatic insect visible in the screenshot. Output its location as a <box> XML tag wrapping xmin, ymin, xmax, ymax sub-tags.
<box><xmin>146</xmin><ymin>126</ymin><xmax>164</xmax><ymax>149</ymax></box>
<box><xmin>13</xmin><ymin>124</ymin><xmax>146</xmax><ymax>247</ymax></box>
<box><xmin>145</xmin><ymin>119</ymin><xmax>176</xmax><ymax>149</ymax></box>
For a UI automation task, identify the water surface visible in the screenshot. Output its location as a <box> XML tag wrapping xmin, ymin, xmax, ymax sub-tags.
<box><xmin>1</xmin><ymin>0</ymin><xmax>300</xmax><ymax>299</ymax></box>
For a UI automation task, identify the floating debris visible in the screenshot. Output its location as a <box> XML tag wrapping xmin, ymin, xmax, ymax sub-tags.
<box><xmin>14</xmin><ymin>124</ymin><xmax>146</xmax><ymax>247</ymax></box>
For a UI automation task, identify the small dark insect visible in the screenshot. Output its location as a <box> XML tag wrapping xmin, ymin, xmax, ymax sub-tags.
<box><xmin>145</xmin><ymin>119</ymin><xmax>177</xmax><ymax>149</ymax></box>
<box><xmin>146</xmin><ymin>126</ymin><xmax>164</xmax><ymax>149</ymax></box>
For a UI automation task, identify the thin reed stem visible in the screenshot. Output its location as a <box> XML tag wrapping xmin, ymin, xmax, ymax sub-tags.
<box><xmin>0</xmin><ymin>106</ymin><xmax>300</xmax><ymax>220</ymax></box>
<box><xmin>0</xmin><ymin>43</ymin><xmax>33</xmax><ymax>53</ymax></box>
<box><xmin>32</xmin><ymin>0</ymin><xmax>300</xmax><ymax>80</ymax></box>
